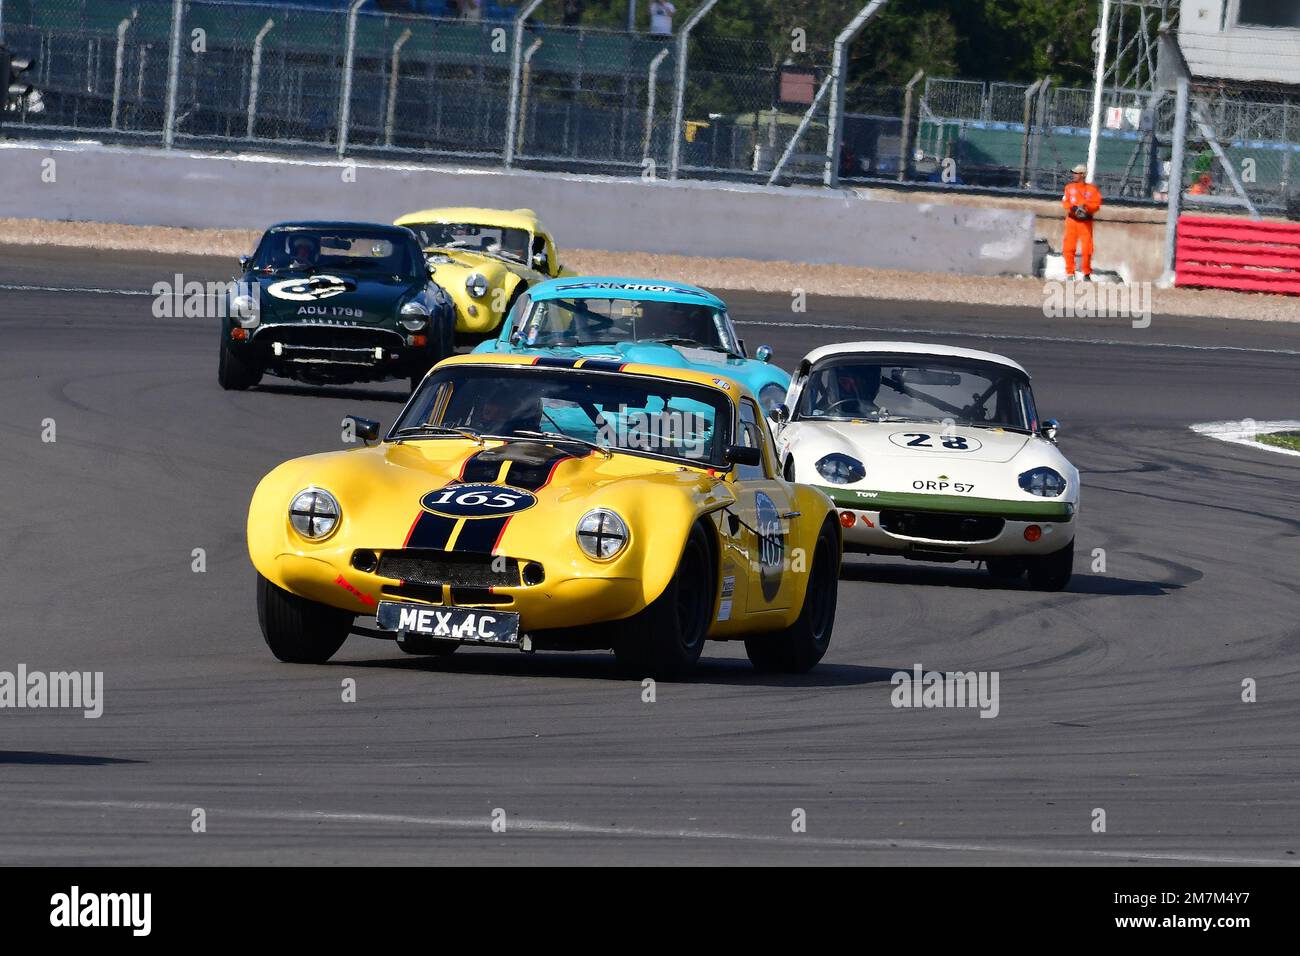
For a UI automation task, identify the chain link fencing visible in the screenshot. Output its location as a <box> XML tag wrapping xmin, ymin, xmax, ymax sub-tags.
<box><xmin>1</xmin><ymin>0</ymin><xmax>1297</xmax><ymax>214</ymax></box>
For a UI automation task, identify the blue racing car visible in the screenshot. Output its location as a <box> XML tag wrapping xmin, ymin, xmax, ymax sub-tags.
<box><xmin>471</xmin><ymin>277</ymin><xmax>791</xmax><ymax>415</ymax></box>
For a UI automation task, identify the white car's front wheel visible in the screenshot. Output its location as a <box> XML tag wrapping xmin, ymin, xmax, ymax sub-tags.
<box><xmin>1025</xmin><ymin>538</ymin><xmax>1074</xmax><ymax>591</ymax></box>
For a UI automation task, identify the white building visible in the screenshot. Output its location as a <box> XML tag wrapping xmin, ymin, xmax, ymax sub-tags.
<box><xmin>1178</xmin><ymin>0</ymin><xmax>1300</xmax><ymax>86</ymax></box>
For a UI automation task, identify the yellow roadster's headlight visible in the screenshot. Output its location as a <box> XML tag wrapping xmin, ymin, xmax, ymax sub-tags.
<box><xmin>466</xmin><ymin>273</ymin><xmax>488</xmax><ymax>298</ymax></box>
<box><xmin>576</xmin><ymin>509</ymin><xmax>628</xmax><ymax>561</ymax></box>
<box><xmin>289</xmin><ymin>488</ymin><xmax>340</xmax><ymax>540</ymax></box>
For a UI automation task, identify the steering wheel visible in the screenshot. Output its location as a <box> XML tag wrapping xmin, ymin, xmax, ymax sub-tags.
<box><xmin>823</xmin><ymin>398</ymin><xmax>877</xmax><ymax>416</ymax></box>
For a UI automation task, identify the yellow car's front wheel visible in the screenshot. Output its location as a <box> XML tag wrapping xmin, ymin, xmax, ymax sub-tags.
<box><xmin>613</xmin><ymin>522</ymin><xmax>715</xmax><ymax>680</ymax></box>
<box><xmin>257</xmin><ymin>574</ymin><xmax>354</xmax><ymax>664</ymax></box>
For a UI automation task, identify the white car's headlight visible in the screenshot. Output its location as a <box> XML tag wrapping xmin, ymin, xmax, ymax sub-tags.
<box><xmin>466</xmin><ymin>273</ymin><xmax>488</xmax><ymax>298</ymax></box>
<box><xmin>1018</xmin><ymin>467</ymin><xmax>1066</xmax><ymax>497</ymax></box>
<box><xmin>576</xmin><ymin>509</ymin><xmax>628</xmax><ymax>561</ymax></box>
<box><xmin>400</xmin><ymin>300</ymin><xmax>429</xmax><ymax>330</ymax></box>
<box><xmin>289</xmin><ymin>488</ymin><xmax>340</xmax><ymax>539</ymax></box>
<box><xmin>758</xmin><ymin>383</ymin><xmax>786</xmax><ymax>415</ymax></box>
<box><xmin>815</xmin><ymin>453</ymin><xmax>865</xmax><ymax>484</ymax></box>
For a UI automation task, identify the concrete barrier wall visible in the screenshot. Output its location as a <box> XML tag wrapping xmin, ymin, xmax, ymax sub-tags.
<box><xmin>0</xmin><ymin>142</ymin><xmax>1035</xmax><ymax>276</ymax></box>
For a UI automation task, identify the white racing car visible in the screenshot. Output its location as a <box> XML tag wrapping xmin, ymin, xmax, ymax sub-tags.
<box><xmin>771</xmin><ymin>342</ymin><xmax>1079</xmax><ymax>590</ymax></box>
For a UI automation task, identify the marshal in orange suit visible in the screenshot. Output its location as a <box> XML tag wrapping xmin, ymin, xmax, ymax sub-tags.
<box><xmin>1061</xmin><ymin>163</ymin><xmax>1103</xmax><ymax>280</ymax></box>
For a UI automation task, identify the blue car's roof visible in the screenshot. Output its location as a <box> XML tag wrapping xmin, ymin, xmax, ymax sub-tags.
<box><xmin>527</xmin><ymin>276</ymin><xmax>727</xmax><ymax>310</ymax></box>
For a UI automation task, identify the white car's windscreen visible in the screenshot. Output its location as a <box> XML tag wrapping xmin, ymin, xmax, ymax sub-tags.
<box><xmin>797</xmin><ymin>356</ymin><xmax>1038</xmax><ymax>432</ymax></box>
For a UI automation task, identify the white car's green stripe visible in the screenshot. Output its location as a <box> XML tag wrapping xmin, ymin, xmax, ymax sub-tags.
<box><xmin>813</xmin><ymin>486</ymin><xmax>1074</xmax><ymax>521</ymax></box>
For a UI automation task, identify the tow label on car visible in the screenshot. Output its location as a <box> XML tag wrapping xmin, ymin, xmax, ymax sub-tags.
<box><xmin>421</xmin><ymin>483</ymin><xmax>538</xmax><ymax>518</ymax></box>
<box><xmin>377</xmin><ymin>602</ymin><xmax>520</xmax><ymax>645</ymax></box>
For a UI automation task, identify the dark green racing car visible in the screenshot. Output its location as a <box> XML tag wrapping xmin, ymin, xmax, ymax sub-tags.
<box><xmin>219</xmin><ymin>222</ymin><xmax>456</xmax><ymax>393</ymax></box>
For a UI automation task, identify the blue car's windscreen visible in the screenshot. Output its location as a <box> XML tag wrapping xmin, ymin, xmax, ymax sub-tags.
<box><xmin>395</xmin><ymin>365</ymin><xmax>732</xmax><ymax>466</ymax></box>
<box><xmin>518</xmin><ymin>298</ymin><xmax>739</xmax><ymax>354</ymax></box>
<box><xmin>254</xmin><ymin>229</ymin><xmax>421</xmax><ymax>278</ymax></box>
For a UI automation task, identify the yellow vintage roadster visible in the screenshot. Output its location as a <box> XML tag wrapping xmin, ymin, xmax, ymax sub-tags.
<box><xmin>247</xmin><ymin>354</ymin><xmax>842</xmax><ymax>677</ymax></box>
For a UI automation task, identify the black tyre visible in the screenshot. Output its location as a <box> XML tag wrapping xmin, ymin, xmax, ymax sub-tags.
<box><xmin>397</xmin><ymin>634</ymin><xmax>459</xmax><ymax>656</ymax></box>
<box><xmin>1026</xmin><ymin>537</ymin><xmax>1074</xmax><ymax>591</ymax></box>
<box><xmin>745</xmin><ymin>520</ymin><xmax>839</xmax><ymax>674</ymax></box>
<box><xmin>985</xmin><ymin>557</ymin><xmax>1025</xmax><ymax>582</ymax></box>
<box><xmin>257</xmin><ymin>574</ymin><xmax>353</xmax><ymax>663</ymax></box>
<box><xmin>613</xmin><ymin>522</ymin><xmax>714</xmax><ymax>679</ymax></box>
<box><xmin>218</xmin><ymin>340</ymin><xmax>262</xmax><ymax>390</ymax></box>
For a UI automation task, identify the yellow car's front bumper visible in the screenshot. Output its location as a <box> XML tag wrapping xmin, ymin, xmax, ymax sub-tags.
<box><xmin>271</xmin><ymin>551</ymin><xmax>652</xmax><ymax>633</ymax></box>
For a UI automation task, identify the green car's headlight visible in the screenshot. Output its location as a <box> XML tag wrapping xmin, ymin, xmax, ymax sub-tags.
<box><xmin>400</xmin><ymin>301</ymin><xmax>429</xmax><ymax>330</ymax></box>
<box><xmin>289</xmin><ymin>488</ymin><xmax>340</xmax><ymax>540</ymax></box>
<box><xmin>576</xmin><ymin>509</ymin><xmax>628</xmax><ymax>561</ymax></box>
<box><xmin>466</xmin><ymin>273</ymin><xmax>489</xmax><ymax>299</ymax></box>
<box><xmin>230</xmin><ymin>294</ymin><xmax>259</xmax><ymax>327</ymax></box>
<box><xmin>758</xmin><ymin>383</ymin><xmax>786</xmax><ymax>415</ymax></box>
<box><xmin>815</xmin><ymin>453</ymin><xmax>865</xmax><ymax>484</ymax></box>
<box><xmin>1018</xmin><ymin>467</ymin><xmax>1067</xmax><ymax>497</ymax></box>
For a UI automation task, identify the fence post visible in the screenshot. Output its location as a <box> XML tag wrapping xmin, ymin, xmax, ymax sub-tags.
<box><xmin>824</xmin><ymin>1</ymin><xmax>889</xmax><ymax>188</ymax></box>
<box><xmin>515</xmin><ymin>37</ymin><xmax>542</xmax><ymax>157</ymax></box>
<box><xmin>336</xmin><ymin>0</ymin><xmax>366</xmax><ymax>158</ymax></box>
<box><xmin>667</xmin><ymin>0</ymin><xmax>717</xmax><ymax>180</ymax></box>
<box><xmin>1017</xmin><ymin>79</ymin><xmax>1042</xmax><ymax>187</ymax></box>
<box><xmin>1029</xmin><ymin>76</ymin><xmax>1052</xmax><ymax>187</ymax></box>
<box><xmin>383</xmin><ymin>27</ymin><xmax>411</xmax><ymax>146</ymax></box>
<box><xmin>897</xmin><ymin>68</ymin><xmax>924</xmax><ymax>182</ymax></box>
<box><xmin>247</xmin><ymin>18</ymin><xmax>274</xmax><ymax>140</ymax></box>
<box><xmin>110</xmin><ymin>17</ymin><xmax>132</xmax><ymax>130</ymax></box>
<box><xmin>504</xmin><ymin>0</ymin><xmax>544</xmax><ymax>168</ymax></box>
<box><xmin>642</xmin><ymin>46</ymin><xmax>669</xmax><ymax>161</ymax></box>
<box><xmin>1161</xmin><ymin>75</ymin><xmax>1188</xmax><ymax>286</ymax></box>
<box><xmin>1085</xmin><ymin>0</ymin><xmax>1112</xmax><ymax>182</ymax></box>
<box><xmin>162</xmin><ymin>0</ymin><xmax>183</xmax><ymax>148</ymax></box>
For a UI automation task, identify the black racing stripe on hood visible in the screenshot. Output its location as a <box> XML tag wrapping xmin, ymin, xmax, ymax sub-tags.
<box><xmin>452</xmin><ymin>515</ymin><xmax>511</xmax><ymax>554</ymax></box>
<box><xmin>405</xmin><ymin>444</ymin><xmax>574</xmax><ymax>555</ymax></box>
<box><xmin>578</xmin><ymin>359</ymin><xmax>626</xmax><ymax>372</ymax></box>
<box><xmin>405</xmin><ymin>512</ymin><xmax>458</xmax><ymax>550</ymax></box>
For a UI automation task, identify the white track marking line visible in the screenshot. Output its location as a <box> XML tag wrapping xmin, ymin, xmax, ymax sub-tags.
<box><xmin>30</xmin><ymin>799</ymin><xmax>1295</xmax><ymax>865</ymax></box>
<box><xmin>735</xmin><ymin>319</ymin><xmax>1300</xmax><ymax>356</ymax></box>
<box><xmin>1191</xmin><ymin>420</ymin><xmax>1300</xmax><ymax>458</ymax></box>
<box><xmin>4</xmin><ymin>283</ymin><xmax>1298</xmax><ymax>355</ymax></box>
<box><xmin>0</xmin><ymin>282</ymin><xmax>152</xmax><ymax>295</ymax></box>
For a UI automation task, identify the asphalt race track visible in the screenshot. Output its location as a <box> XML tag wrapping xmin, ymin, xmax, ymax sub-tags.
<box><xmin>1</xmin><ymin>245</ymin><xmax>1297</xmax><ymax>865</ymax></box>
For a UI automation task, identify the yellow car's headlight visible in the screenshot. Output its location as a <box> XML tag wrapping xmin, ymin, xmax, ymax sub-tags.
<box><xmin>466</xmin><ymin>273</ymin><xmax>488</xmax><ymax>298</ymax></box>
<box><xmin>576</xmin><ymin>509</ymin><xmax>628</xmax><ymax>561</ymax></box>
<box><xmin>289</xmin><ymin>488</ymin><xmax>340</xmax><ymax>540</ymax></box>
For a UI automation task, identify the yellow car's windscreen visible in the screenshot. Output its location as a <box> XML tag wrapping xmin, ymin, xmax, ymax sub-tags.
<box><xmin>407</xmin><ymin>222</ymin><xmax>530</xmax><ymax>263</ymax></box>
<box><xmin>395</xmin><ymin>365</ymin><xmax>732</xmax><ymax>466</ymax></box>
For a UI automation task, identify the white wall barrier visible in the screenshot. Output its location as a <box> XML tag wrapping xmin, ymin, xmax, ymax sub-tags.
<box><xmin>0</xmin><ymin>142</ymin><xmax>1035</xmax><ymax>276</ymax></box>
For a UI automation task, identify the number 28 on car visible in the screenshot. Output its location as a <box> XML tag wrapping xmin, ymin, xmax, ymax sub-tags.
<box><xmin>246</xmin><ymin>354</ymin><xmax>843</xmax><ymax>677</ymax></box>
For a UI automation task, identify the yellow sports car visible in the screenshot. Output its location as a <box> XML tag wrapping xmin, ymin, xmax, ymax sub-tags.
<box><xmin>392</xmin><ymin>207</ymin><xmax>575</xmax><ymax>339</ymax></box>
<box><xmin>247</xmin><ymin>354</ymin><xmax>842</xmax><ymax>677</ymax></box>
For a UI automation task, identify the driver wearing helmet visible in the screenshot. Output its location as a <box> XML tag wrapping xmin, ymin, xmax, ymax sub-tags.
<box><xmin>288</xmin><ymin>235</ymin><xmax>320</xmax><ymax>269</ymax></box>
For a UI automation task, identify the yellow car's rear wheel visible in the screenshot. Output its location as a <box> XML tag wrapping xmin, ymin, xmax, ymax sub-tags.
<box><xmin>257</xmin><ymin>574</ymin><xmax>353</xmax><ymax>664</ymax></box>
<box><xmin>745</xmin><ymin>520</ymin><xmax>839</xmax><ymax>673</ymax></box>
<box><xmin>613</xmin><ymin>523</ymin><xmax>714</xmax><ymax>680</ymax></box>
